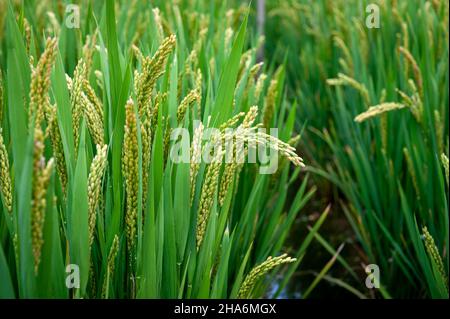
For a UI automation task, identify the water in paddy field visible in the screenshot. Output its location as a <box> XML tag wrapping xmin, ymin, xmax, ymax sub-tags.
<box><xmin>267</xmin><ymin>179</ymin><xmax>365</xmax><ymax>299</ymax></box>
<box><xmin>267</xmin><ymin>275</ymin><xmax>302</xmax><ymax>299</ymax></box>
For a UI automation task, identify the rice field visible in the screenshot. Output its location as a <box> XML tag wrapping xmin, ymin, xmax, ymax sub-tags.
<box><xmin>0</xmin><ymin>0</ymin><xmax>448</xmax><ymax>300</ymax></box>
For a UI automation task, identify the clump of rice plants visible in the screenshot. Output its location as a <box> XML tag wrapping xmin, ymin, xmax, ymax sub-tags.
<box><xmin>0</xmin><ymin>0</ymin><xmax>325</xmax><ymax>299</ymax></box>
<box><xmin>265</xmin><ymin>0</ymin><xmax>449</xmax><ymax>298</ymax></box>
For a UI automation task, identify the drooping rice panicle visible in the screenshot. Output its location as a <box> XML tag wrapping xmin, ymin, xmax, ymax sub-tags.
<box><xmin>422</xmin><ymin>226</ymin><xmax>448</xmax><ymax>291</ymax></box>
<box><xmin>29</xmin><ymin>37</ymin><xmax>58</xmax><ymax>127</ymax></box>
<box><xmin>70</xmin><ymin>59</ymin><xmax>87</xmax><ymax>148</ymax></box>
<box><xmin>442</xmin><ymin>154</ymin><xmax>449</xmax><ymax>187</ymax></box>
<box><xmin>218</xmin><ymin>112</ymin><xmax>251</xmax><ymax>206</ymax></box>
<box><xmin>194</xmin><ymin>69</ymin><xmax>203</xmax><ymax>119</ymax></box>
<box><xmin>23</xmin><ymin>17</ymin><xmax>31</xmax><ymax>53</ymax></box>
<box><xmin>254</xmin><ymin>73</ymin><xmax>267</xmax><ymax>101</ymax></box>
<box><xmin>249</xmin><ymin>62</ymin><xmax>264</xmax><ymax>82</ymax></box>
<box><xmin>242</xmin><ymin>105</ymin><xmax>259</xmax><ymax>128</ymax></box>
<box><xmin>65</xmin><ymin>73</ymin><xmax>73</xmax><ymax>90</ymax></box>
<box><xmin>242</xmin><ymin>128</ymin><xmax>305</xmax><ymax>167</ymax></box>
<box><xmin>66</xmin><ymin>61</ymin><xmax>104</xmax><ymax>147</ymax></box>
<box><xmin>0</xmin><ymin>71</ymin><xmax>3</xmax><ymax>123</ymax></box>
<box><xmin>236</xmin><ymin>53</ymin><xmax>252</xmax><ymax>88</ymax></box>
<box><xmin>12</xmin><ymin>233</ymin><xmax>19</xmax><ymax>266</ymax></box>
<box><xmin>237</xmin><ymin>254</ymin><xmax>296</xmax><ymax>298</ymax></box>
<box><xmin>179</xmin><ymin>50</ymin><xmax>198</xmax><ymax>93</ymax></box>
<box><xmin>399</xmin><ymin>46</ymin><xmax>423</xmax><ymax>96</ymax></box>
<box><xmin>224</xmin><ymin>27</ymin><xmax>234</xmax><ymax>53</ymax></box>
<box><xmin>243</xmin><ymin>62</ymin><xmax>263</xmax><ymax>99</ymax></box>
<box><xmin>221</xmin><ymin>106</ymin><xmax>305</xmax><ymax>168</ymax></box>
<box><xmin>177</xmin><ymin>89</ymin><xmax>200</xmax><ymax>123</ymax></box>
<box><xmin>31</xmin><ymin>127</ymin><xmax>54</xmax><ymax>274</ymax></box>
<box><xmin>406</xmin><ymin>79</ymin><xmax>424</xmax><ymax>123</ymax></box>
<box><xmin>135</xmin><ymin>34</ymin><xmax>176</xmax><ymax>117</ymax></box>
<box><xmin>353</xmin><ymin>18</ymin><xmax>368</xmax><ymax>63</ymax></box>
<box><xmin>152</xmin><ymin>8</ymin><xmax>164</xmax><ymax>41</ymax></box>
<box><xmin>132</xmin><ymin>44</ymin><xmax>145</xmax><ymax>65</ymax></box>
<box><xmin>354</xmin><ymin>103</ymin><xmax>407</xmax><ymax>123</ymax></box>
<box><xmin>102</xmin><ymin>235</ymin><xmax>120</xmax><ymax>298</ymax></box>
<box><xmin>83</xmin><ymin>78</ymin><xmax>103</xmax><ymax>120</ymax></box>
<box><xmin>196</xmin><ymin>136</ymin><xmax>224</xmax><ymax>249</ymax></box>
<box><xmin>327</xmin><ymin>73</ymin><xmax>370</xmax><ymax>105</ymax></box>
<box><xmin>196</xmin><ymin>104</ymin><xmax>306</xmax><ymax>248</ymax></box>
<box><xmin>178</xmin><ymin>26</ymin><xmax>207</xmax><ymax>95</ymax></box>
<box><xmin>150</xmin><ymin>92</ymin><xmax>167</xmax><ymax>131</ymax></box>
<box><xmin>139</xmin><ymin>93</ymin><xmax>166</xmax><ymax>212</ymax></box>
<box><xmin>333</xmin><ymin>34</ymin><xmax>354</xmax><ymax>74</ymax></box>
<box><xmin>47</xmin><ymin>104</ymin><xmax>67</xmax><ymax>193</ymax></box>
<box><xmin>82</xmin><ymin>92</ymin><xmax>104</xmax><ymax>146</ymax></box>
<box><xmin>403</xmin><ymin>147</ymin><xmax>420</xmax><ymax>198</ymax></box>
<box><xmin>396</xmin><ymin>80</ymin><xmax>424</xmax><ymax>124</ymax></box>
<box><xmin>190</xmin><ymin>122</ymin><xmax>204</xmax><ymax>206</ymax></box>
<box><xmin>140</xmin><ymin>118</ymin><xmax>151</xmax><ymax>212</ymax></box>
<box><xmin>434</xmin><ymin>110</ymin><xmax>444</xmax><ymax>156</ymax></box>
<box><xmin>82</xmin><ymin>33</ymin><xmax>97</xmax><ymax>75</ymax></box>
<box><xmin>218</xmin><ymin>162</ymin><xmax>236</xmax><ymax>207</ymax></box>
<box><xmin>0</xmin><ymin>129</ymin><xmax>12</xmax><ymax>213</ymax></box>
<box><xmin>47</xmin><ymin>11</ymin><xmax>60</xmax><ymax>35</ymax></box>
<box><xmin>123</xmin><ymin>99</ymin><xmax>139</xmax><ymax>250</ymax></box>
<box><xmin>219</xmin><ymin>112</ymin><xmax>245</xmax><ymax>132</ymax></box>
<box><xmin>262</xmin><ymin>77</ymin><xmax>278</xmax><ymax>129</ymax></box>
<box><xmin>94</xmin><ymin>70</ymin><xmax>103</xmax><ymax>90</ymax></box>
<box><xmin>87</xmin><ymin>144</ymin><xmax>108</xmax><ymax>249</ymax></box>
<box><xmin>270</xmin><ymin>134</ymin><xmax>302</xmax><ymax>186</ymax></box>
<box><xmin>162</xmin><ymin>116</ymin><xmax>172</xmax><ymax>164</ymax></box>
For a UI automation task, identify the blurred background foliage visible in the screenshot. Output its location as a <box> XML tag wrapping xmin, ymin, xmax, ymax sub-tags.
<box><xmin>0</xmin><ymin>0</ymin><xmax>448</xmax><ymax>299</ymax></box>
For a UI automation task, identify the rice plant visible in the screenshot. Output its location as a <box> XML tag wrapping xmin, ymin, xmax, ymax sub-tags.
<box><xmin>265</xmin><ymin>0</ymin><xmax>449</xmax><ymax>298</ymax></box>
<box><xmin>0</xmin><ymin>0</ymin><xmax>328</xmax><ymax>299</ymax></box>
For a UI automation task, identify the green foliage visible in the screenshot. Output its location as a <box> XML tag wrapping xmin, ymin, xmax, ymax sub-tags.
<box><xmin>0</xmin><ymin>0</ymin><xmax>320</xmax><ymax>299</ymax></box>
<box><xmin>265</xmin><ymin>0</ymin><xmax>449</xmax><ymax>298</ymax></box>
